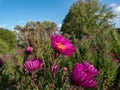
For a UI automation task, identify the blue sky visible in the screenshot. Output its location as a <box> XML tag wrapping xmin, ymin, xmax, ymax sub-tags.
<box><xmin>0</xmin><ymin>0</ymin><xmax>120</xmax><ymax>30</ymax></box>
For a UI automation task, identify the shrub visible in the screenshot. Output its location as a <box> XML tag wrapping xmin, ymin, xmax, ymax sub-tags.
<box><xmin>0</xmin><ymin>38</ymin><xmax>9</xmax><ymax>54</ymax></box>
<box><xmin>0</xmin><ymin>28</ymin><xmax>17</xmax><ymax>50</ymax></box>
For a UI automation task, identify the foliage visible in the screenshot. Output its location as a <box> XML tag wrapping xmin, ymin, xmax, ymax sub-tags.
<box><xmin>73</xmin><ymin>27</ymin><xmax>120</xmax><ymax>90</ymax></box>
<box><xmin>0</xmin><ymin>28</ymin><xmax>17</xmax><ymax>49</ymax></box>
<box><xmin>61</xmin><ymin>0</ymin><xmax>115</xmax><ymax>39</ymax></box>
<box><xmin>14</xmin><ymin>21</ymin><xmax>57</xmax><ymax>47</ymax></box>
<box><xmin>1</xmin><ymin>26</ymin><xmax>120</xmax><ymax>90</ymax></box>
<box><xmin>41</xmin><ymin>21</ymin><xmax>57</xmax><ymax>35</ymax></box>
<box><xmin>60</xmin><ymin>1</ymin><xmax>120</xmax><ymax>88</ymax></box>
<box><xmin>0</xmin><ymin>38</ymin><xmax>9</xmax><ymax>54</ymax></box>
<box><xmin>0</xmin><ymin>0</ymin><xmax>120</xmax><ymax>89</ymax></box>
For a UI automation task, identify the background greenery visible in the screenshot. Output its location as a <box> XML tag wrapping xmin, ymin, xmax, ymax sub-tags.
<box><xmin>0</xmin><ymin>0</ymin><xmax>120</xmax><ymax>90</ymax></box>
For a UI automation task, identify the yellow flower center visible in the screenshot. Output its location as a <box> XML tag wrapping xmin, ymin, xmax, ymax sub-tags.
<box><xmin>56</xmin><ymin>43</ymin><xmax>65</xmax><ymax>51</ymax></box>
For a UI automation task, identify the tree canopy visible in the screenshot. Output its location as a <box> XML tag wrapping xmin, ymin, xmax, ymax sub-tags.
<box><xmin>14</xmin><ymin>21</ymin><xmax>57</xmax><ymax>47</ymax></box>
<box><xmin>61</xmin><ymin>0</ymin><xmax>115</xmax><ymax>39</ymax></box>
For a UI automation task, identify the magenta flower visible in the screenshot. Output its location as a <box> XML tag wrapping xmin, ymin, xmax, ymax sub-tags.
<box><xmin>103</xmin><ymin>80</ymin><xmax>106</xmax><ymax>84</ymax></box>
<box><xmin>24</xmin><ymin>58</ymin><xmax>43</xmax><ymax>71</ymax></box>
<box><xmin>0</xmin><ymin>58</ymin><xmax>3</xmax><ymax>68</ymax></box>
<box><xmin>51</xmin><ymin>64</ymin><xmax>58</xmax><ymax>77</ymax></box>
<box><xmin>25</xmin><ymin>46</ymin><xmax>33</xmax><ymax>54</ymax></box>
<box><xmin>90</xmin><ymin>47</ymin><xmax>99</xmax><ymax>51</ymax></box>
<box><xmin>50</xmin><ymin>34</ymin><xmax>75</xmax><ymax>56</ymax></box>
<box><xmin>71</xmin><ymin>61</ymin><xmax>98</xmax><ymax>88</ymax></box>
<box><xmin>113</xmin><ymin>57</ymin><xmax>119</xmax><ymax>63</ymax></box>
<box><xmin>108</xmin><ymin>52</ymin><xmax>119</xmax><ymax>63</ymax></box>
<box><xmin>108</xmin><ymin>52</ymin><xmax>114</xmax><ymax>57</ymax></box>
<box><xmin>83</xmin><ymin>34</ymin><xmax>89</xmax><ymax>39</ymax></box>
<box><xmin>63</xmin><ymin>66</ymin><xmax>68</xmax><ymax>72</ymax></box>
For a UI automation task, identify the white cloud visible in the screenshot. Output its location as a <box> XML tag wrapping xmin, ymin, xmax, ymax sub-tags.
<box><xmin>58</xmin><ymin>24</ymin><xmax>62</xmax><ymax>28</ymax></box>
<box><xmin>114</xmin><ymin>6</ymin><xmax>120</xmax><ymax>14</ymax></box>
<box><xmin>108</xmin><ymin>4</ymin><xmax>120</xmax><ymax>28</ymax></box>
<box><xmin>10</xmin><ymin>26</ymin><xmax>14</xmax><ymax>31</ymax></box>
<box><xmin>109</xmin><ymin>3</ymin><xmax>117</xmax><ymax>8</ymax></box>
<box><xmin>0</xmin><ymin>24</ymin><xmax>6</xmax><ymax>28</ymax></box>
<box><xmin>57</xmin><ymin>23</ymin><xmax>62</xmax><ymax>30</ymax></box>
<box><xmin>0</xmin><ymin>24</ymin><xmax>17</xmax><ymax>31</ymax></box>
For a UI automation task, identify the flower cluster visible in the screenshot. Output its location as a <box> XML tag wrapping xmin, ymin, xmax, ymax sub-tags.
<box><xmin>23</xmin><ymin>34</ymin><xmax>98</xmax><ymax>89</ymax></box>
<box><xmin>24</xmin><ymin>46</ymin><xmax>43</xmax><ymax>72</ymax></box>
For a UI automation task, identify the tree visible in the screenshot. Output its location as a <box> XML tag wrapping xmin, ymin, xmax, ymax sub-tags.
<box><xmin>15</xmin><ymin>21</ymin><xmax>57</xmax><ymax>34</ymax></box>
<box><xmin>41</xmin><ymin>21</ymin><xmax>57</xmax><ymax>35</ymax></box>
<box><xmin>61</xmin><ymin>0</ymin><xmax>115</xmax><ymax>39</ymax></box>
<box><xmin>21</xmin><ymin>21</ymin><xmax>57</xmax><ymax>33</ymax></box>
<box><xmin>0</xmin><ymin>28</ymin><xmax>17</xmax><ymax>49</ymax></box>
<box><xmin>61</xmin><ymin>0</ymin><xmax>120</xmax><ymax>89</ymax></box>
<box><xmin>14</xmin><ymin>21</ymin><xmax>57</xmax><ymax>47</ymax></box>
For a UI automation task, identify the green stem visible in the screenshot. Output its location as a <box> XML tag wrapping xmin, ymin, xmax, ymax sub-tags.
<box><xmin>31</xmin><ymin>72</ymin><xmax>38</xmax><ymax>90</ymax></box>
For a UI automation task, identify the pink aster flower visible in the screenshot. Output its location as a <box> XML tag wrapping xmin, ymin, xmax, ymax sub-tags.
<box><xmin>83</xmin><ymin>34</ymin><xmax>90</xmax><ymax>39</ymax></box>
<box><xmin>103</xmin><ymin>80</ymin><xmax>106</xmax><ymax>84</ymax></box>
<box><xmin>25</xmin><ymin>46</ymin><xmax>33</xmax><ymax>54</ymax></box>
<box><xmin>113</xmin><ymin>57</ymin><xmax>119</xmax><ymax>63</ymax></box>
<box><xmin>50</xmin><ymin>34</ymin><xmax>75</xmax><ymax>56</ymax></box>
<box><xmin>108</xmin><ymin>52</ymin><xmax>119</xmax><ymax>63</ymax></box>
<box><xmin>0</xmin><ymin>58</ymin><xmax>3</xmax><ymax>68</ymax></box>
<box><xmin>51</xmin><ymin>64</ymin><xmax>58</xmax><ymax>77</ymax></box>
<box><xmin>63</xmin><ymin>66</ymin><xmax>68</xmax><ymax>72</ymax></box>
<box><xmin>24</xmin><ymin>58</ymin><xmax>43</xmax><ymax>71</ymax></box>
<box><xmin>108</xmin><ymin>52</ymin><xmax>114</xmax><ymax>57</ymax></box>
<box><xmin>71</xmin><ymin>61</ymin><xmax>98</xmax><ymax>88</ymax></box>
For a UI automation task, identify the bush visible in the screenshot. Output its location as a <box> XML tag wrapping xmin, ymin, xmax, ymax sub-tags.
<box><xmin>0</xmin><ymin>28</ymin><xmax>17</xmax><ymax>50</ymax></box>
<box><xmin>0</xmin><ymin>38</ymin><xmax>9</xmax><ymax>54</ymax></box>
<box><xmin>1</xmin><ymin>26</ymin><xmax>120</xmax><ymax>90</ymax></box>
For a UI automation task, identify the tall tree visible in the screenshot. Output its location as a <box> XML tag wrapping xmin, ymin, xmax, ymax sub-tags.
<box><xmin>61</xmin><ymin>0</ymin><xmax>115</xmax><ymax>39</ymax></box>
